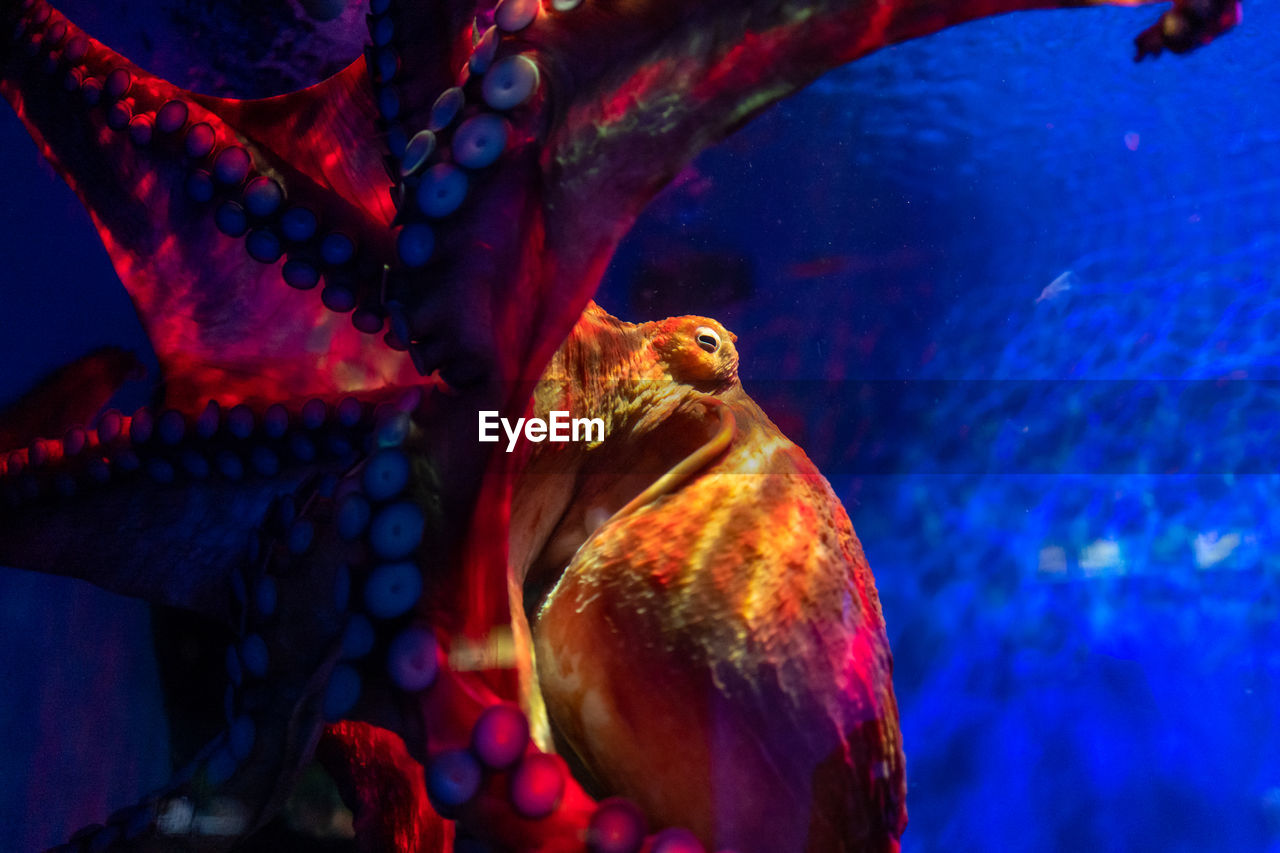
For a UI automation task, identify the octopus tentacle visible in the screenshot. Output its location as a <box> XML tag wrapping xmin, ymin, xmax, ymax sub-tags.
<box><xmin>50</xmin><ymin>469</ymin><xmax>363</xmax><ymax>852</ymax></box>
<box><xmin>0</xmin><ymin>2</ymin><xmax>414</xmax><ymax>409</ymax></box>
<box><xmin>359</xmin><ymin>0</ymin><xmax>472</xmax><ymax>163</ymax></box>
<box><xmin>0</xmin><ymin>390</ymin><xmax>413</xmax><ymax>622</ymax></box>
<box><xmin>2</xmin><ymin>0</ymin><xmax>1238</xmax><ymax>395</ymax></box>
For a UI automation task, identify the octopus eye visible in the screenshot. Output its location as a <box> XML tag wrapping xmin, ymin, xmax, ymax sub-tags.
<box><xmin>694</xmin><ymin>326</ymin><xmax>720</xmax><ymax>353</ymax></box>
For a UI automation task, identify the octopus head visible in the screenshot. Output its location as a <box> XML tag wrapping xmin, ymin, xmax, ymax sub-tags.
<box><xmin>649</xmin><ymin>315</ymin><xmax>740</xmax><ymax>388</ymax></box>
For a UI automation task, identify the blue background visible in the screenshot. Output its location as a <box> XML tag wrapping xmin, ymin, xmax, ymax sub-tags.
<box><xmin>1</xmin><ymin>1</ymin><xmax>1278</xmax><ymax>850</ymax></box>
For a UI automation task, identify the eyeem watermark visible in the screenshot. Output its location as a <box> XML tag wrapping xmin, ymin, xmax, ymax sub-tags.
<box><xmin>479</xmin><ymin>411</ymin><xmax>605</xmax><ymax>452</ymax></box>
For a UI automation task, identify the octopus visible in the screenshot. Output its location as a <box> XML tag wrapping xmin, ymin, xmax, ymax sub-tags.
<box><xmin>0</xmin><ymin>0</ymin><xmax>1238</xmax><ymax>850</ymax></box>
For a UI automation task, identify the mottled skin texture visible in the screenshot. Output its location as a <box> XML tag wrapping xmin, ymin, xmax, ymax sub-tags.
<box><xmin>0</xmin><ymin>0</ymin><xmax>1239</xmax><ymax>848</ymax></box>
<box><xmin>513</xmin><ymin>304</ymin><xmax>904</xmax><ymax>851</ymax></box>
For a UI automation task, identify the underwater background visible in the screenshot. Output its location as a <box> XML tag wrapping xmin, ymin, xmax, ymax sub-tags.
<box><xmin>1</xmin><ymin>2</ymin><xmax>1278</xmax><ymax>850</ymax></box>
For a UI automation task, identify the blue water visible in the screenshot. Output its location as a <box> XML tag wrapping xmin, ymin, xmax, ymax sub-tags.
<box><xmin>2</xmin><ymin>2</ymin><xmax>1279</xmax><ymax>850</ymax></box>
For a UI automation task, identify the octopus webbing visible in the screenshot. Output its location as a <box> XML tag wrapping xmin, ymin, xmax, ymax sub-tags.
<box><xmin>0</xmin><ymin>0</ymin><xmax>1238</xmax><ymax>849</ymax></box>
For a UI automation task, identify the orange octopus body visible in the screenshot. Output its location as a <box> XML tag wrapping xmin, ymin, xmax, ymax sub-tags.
<box><xmin>511</xmin><ymin>304</ymin><xmax>906</xmax><ymax>851</ymax></box>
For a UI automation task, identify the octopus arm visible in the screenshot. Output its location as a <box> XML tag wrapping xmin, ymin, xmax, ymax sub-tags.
<box><xmin>0</xmin><ymin>412</ymin><xmax>361</xmax><ymax>624</ymax></box>
<box><xmin>0</xmin><ymin>474</ymin><xmax>295</xmax><ymax>623</ymax></box>
<box><xmin>499</xmin><ymin>0</ymin><xmax>1238</xmax><ymax>389</ymax></box>
<box><xmin>538</xmin><ymin>0</ymin><xmax>1236</xmax><ymax>208</ymax></box>
<box><xmin>0</xmin><ymin>4</ymin><xmax>420</xmax><ymax>411</ymax></box>
<box><xmin>0</xmin><ymin>382</ymin><xmax>410</xmax><ymax>624</ymax></box>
